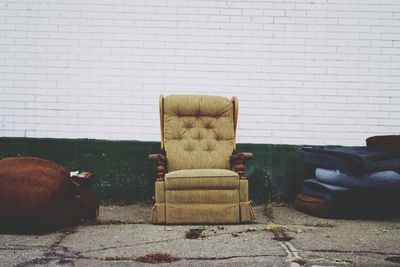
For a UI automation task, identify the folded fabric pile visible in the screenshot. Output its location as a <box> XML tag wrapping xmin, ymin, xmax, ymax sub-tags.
<box><xmin>295</xmin><ymin>135</ymin><xmax>400</xmax><ymax>218</ymax></box>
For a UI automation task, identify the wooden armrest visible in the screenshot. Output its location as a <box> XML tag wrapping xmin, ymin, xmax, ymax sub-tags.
<box><xmin>149</xmin><ymin>154</ymin><xmax>166</xmax><ymax>161</ymax></box>
<box><xmin>148</xmin><ymin>153</ymin><xmax>167</xmax><ymax>180</ymax></box>
<box><xmin>230</xmin><ymin>152</ymin><xmax>253</xmax><ymax>179</ymax></box>
<box><xmin>231</xmin><ymin>152</ymin><xmax>253</xmax><ymax>161</ymax></box>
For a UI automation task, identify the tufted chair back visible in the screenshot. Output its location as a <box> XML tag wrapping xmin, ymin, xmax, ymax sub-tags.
<box><xmin>161</xmin><ymin>95</ymin><xmax>238</xmax><ymax>172</ymax></box>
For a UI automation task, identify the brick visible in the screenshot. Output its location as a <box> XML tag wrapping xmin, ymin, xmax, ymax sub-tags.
<box><xmin>0</xmin><ymin>0</ymin><xmax>399</xmax><ymax>144</ymax></box>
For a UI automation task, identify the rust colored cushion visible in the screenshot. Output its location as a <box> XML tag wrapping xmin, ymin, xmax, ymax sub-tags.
<box><xmin>0</xmin><ymin>157</ymin><xmax>98</xmax><ymax>233</ymax></box>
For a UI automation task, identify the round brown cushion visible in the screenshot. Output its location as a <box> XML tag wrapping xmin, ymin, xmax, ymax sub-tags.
<box><xmin>0</xmin><ymin>157</ymin><xmax>98</xmax><ymax>233</ymax></box>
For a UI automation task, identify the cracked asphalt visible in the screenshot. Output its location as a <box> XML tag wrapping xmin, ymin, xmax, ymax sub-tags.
<box><xmin>1</xmin><ymin>204</ymin><xmax>400</xmax><ymax>266</ymax></box>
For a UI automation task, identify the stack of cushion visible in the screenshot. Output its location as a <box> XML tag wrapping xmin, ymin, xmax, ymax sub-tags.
<box><xmin>295</xmin><ymin>135</ymin><xmax>400</xmax><ymax>218</ymax></box>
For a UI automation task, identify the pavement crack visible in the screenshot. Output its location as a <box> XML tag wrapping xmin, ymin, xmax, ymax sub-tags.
<box><xmin>13</xmin><ymin>250</ymin><xmax>82</xmax><ymax>267</ymax></box>
<box><xmin>51</xmin><ymin>228</ymin><xmax>77</xmax><ymax>248</ymax></box>
<box><xmin>182</xmin><ymin>254</ymin><xmax>286</xmax><ymax>261</ymax></box>
<box><xmin>14</xmin><ymin>257</ymin><xmax>55</xmax><ymax>267</ymax></box>
<box><xmin>80</xmin><ymin>237</ymin><xmax>184</xmax><ymax>254</ymax></box>
<box><xmin>309</xmin><ymin>249</ymin><xmax>400</xmax><ymax>256</ymax></box>
<box><xmin>279</xmin><ymin>241</ymin><xmax>306</xmax><ymax>266</ymax></box>
<box><xmin>0</xmin><ymin>245</ymin><xmax>49</xmax><ymax>251</ymax></box>
<box><xmin>13</xmin><ymin>228</ymin><xmax>80</xmax><ymax>267</ymax></box>
<box><xmin>80</xmin><ymin>227</ymin><xmax>267</xmax><ymax>254</ymax></box>
<box><xmin>83</xmin><ymin>220</ymin><xmax>148</xmax><ymax>226</ymax></box>
<box><xmin>76</xmin><ymin>254</ymin><xmax>285</xmax><ymax>262</ymax></box>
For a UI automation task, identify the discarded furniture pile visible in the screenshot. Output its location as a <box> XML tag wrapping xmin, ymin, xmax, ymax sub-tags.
<box><xmin>296</xmin><ymin>135</ymin><xmax>400</xmax><ymax>218</ymax></box>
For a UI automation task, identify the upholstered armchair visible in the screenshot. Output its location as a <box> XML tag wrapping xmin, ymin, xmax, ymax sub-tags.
<box><xmin>149</xmin><ymin>95</ymin><xmax>256</xmax><ymax>224</ymax></box>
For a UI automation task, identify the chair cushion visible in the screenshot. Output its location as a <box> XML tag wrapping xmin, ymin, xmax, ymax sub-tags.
<box><xmin>165</xmin><ymin>169</ymin><xmax>239</xmax><ymax>190</ymax></box>
<box><xmin>166</xmin><ymin>189</ymin><xmax>239</xmax><ymax>204</ymax></box>
<box><xmin>163</xmin><ymin>95</ymin><xmax>235</xmax><ymax>171</ymax></box>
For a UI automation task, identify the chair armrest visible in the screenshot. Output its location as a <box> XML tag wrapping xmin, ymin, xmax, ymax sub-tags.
<box><xmin>230</xmin><ymin>152</ymin><xmax>253</xmax><ymax>179</ymax></box>
<box><xmin>149</xmin><ymin>153</ymin><xmax>166</xmax><ymax>161</ymax></box>
<box><xmin>231</xmin><ymin>152</ymin><xmax>253</xmax><ymax>161</ymax></box>
<box><xmin>149</xmin><ymin>154</ymin><xmax>167</xmax><ymax>180</ymax></box>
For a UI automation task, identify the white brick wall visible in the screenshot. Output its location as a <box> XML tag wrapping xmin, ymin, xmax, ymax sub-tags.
<box><xmin>1</xmin><ymin>0</ymin><xmax>400</xmax><ymax>145</ymax></box>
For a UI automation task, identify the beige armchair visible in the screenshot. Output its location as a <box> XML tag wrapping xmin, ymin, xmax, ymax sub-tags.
<box><xmin>149</xmin><ymin>95</ymin><xmax>256</xmax><ymax>224</ymax></box>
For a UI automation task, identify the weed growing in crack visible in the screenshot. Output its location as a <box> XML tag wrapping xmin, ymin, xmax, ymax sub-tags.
<box><xmin>135</xmin><ymin>253</ymin><xmax>181</xmax><ymax>263</ymax></box>
<box><xmin>265</xmin><ymin>223</ymin><xmax>293</xmax><ymax>241</ymax></box>
<box><xmin>264</xmin><ymin>203</ymin><xmax>274</xmax><ymax>219</ymax></box>
<box><xmin>100</xmin><ymin>253</ymin><xmax>181</xmax><ymax>263</ymax></box>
